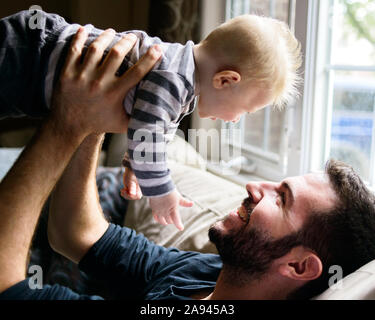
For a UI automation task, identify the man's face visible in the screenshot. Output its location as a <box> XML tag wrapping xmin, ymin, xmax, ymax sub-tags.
<box><xmin>209</xmin><ymin>173</ymin><xmax>338</xmax><ymax>284</ymax></box>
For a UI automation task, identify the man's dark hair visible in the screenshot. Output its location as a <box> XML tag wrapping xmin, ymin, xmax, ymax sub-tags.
<box><xmin>288</xmin><ymin>159</ymin><xmax>375</xmax><ymax>299</ymax></box>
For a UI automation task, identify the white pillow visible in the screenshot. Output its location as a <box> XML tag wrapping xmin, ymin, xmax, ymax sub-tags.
<box><xmin>313</xmin><ymin>259</ymin><xmax>375</xmax><ymax>300</ymax></box>
<box><xmin>0</xmin><ymin>148</ymin><xmax>23</xmax><ymax>181</ymax></box>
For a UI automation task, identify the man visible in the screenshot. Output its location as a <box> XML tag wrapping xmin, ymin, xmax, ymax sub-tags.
<box><xmin>46</xmin><ymin>149</ymin><xmax>375</xmax><ymax>300</ymax></box>
<box><xmin>1</xmin><ymin>25</ymin><xmax>375</xmax><ymax>301</ymax></box>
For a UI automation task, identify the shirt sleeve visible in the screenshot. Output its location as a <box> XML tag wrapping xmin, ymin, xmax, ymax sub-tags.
<box><xmin>0</xmin><ymin>279</ymin><xmax>103</xmax><ymax>300</ymax></box>
<box><xmin>126</xmin><ymin>70</ymin><xmax>194</xmax><ymax>197</ymax></box>
<box><xmin>78</xmin><ymin>223</ymin><xmax>204</xmax><ymax>299</ymax></box>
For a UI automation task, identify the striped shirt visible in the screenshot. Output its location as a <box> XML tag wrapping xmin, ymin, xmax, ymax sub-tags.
<box><xmin>47</xmin><ymin>26</ymin><xmax>198</xmax><ymax>198</ymax></box>
<box><xmin>121</xmin><ymin>31</ymin><xmax>197</xmax><ymax>197</ymax></box>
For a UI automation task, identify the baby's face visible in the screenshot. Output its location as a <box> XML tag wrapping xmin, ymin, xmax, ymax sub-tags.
<box><xmin>197</xmin><ymin>85</ymin><xmax>273</xmax><ymax>123</ymax></box>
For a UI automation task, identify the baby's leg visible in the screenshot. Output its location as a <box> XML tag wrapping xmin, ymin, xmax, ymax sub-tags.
<box><xmin>0</xmin><ymin>10</ymin><xmax>132</xmax><ymax>121</ymax></box>
<box><xmin>0</xmin><ymin>10</ymin><xmax>71</xmax><ymax>119</ymax></box>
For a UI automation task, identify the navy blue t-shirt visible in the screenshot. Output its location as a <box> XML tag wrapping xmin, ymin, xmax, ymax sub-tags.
<box><xmin>0</xmin><ymin>224</ymin><xmax>222</xmax><ymax>300</ymax></box>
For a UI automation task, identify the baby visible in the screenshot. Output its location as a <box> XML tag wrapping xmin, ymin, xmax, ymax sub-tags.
<box><xmin>0</xmin><ymin>10</ymin><xmax>302</xmax><ymax>231</ymax></box>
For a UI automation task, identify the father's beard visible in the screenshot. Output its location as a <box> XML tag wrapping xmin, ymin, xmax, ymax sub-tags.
<box><xmin>208</xmin><ymin>219</ymin><xmax>301</xmax><ymax>286</ymax></box>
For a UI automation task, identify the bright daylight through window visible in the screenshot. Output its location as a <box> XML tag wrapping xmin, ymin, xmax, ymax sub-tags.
<box><xmin>308</xmin><ymin>0</ymin><xmax>375</xmax><ymax>186</ymax></box>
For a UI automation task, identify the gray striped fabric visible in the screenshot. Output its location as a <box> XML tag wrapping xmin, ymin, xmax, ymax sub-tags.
<box><xmin>47</xmin><ymin>26</ymin><xmax>197</xmax><ymax>197</ymax></box>
<box><xmin>119</xmin><ymin>31</ymin><xmax>198</xmax><ymax>197</ymax></box>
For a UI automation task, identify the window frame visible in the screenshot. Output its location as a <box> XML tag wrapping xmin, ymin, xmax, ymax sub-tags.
<box><xmin>220</xmin><ymin>0</ymin><xmax>303</xmax><ymax>182</ymax></box>
<box><xmin>213</xmin><ymin>0</ymin><xmax>375</xmax><ymax>188</ymax></box>
<box><xmin>302</xmin><ymin>0</ymin><xmax>375</xmax><ymax>187</ymax></box>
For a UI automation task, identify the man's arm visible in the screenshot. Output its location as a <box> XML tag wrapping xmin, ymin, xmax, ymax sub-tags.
<box><xmin>0</xmin><ymin>26</ymin><xmax>162</xmax><ymax>293</ymax></box>
<box><xmin>48</xmin><ymin>133</ymin><xmax>108</xmax><ymax>264</ymax></box>
<box><xmin>0</xmin><ymin>119</ymin><xmax>83</xmax><ymax>292</ymax></box>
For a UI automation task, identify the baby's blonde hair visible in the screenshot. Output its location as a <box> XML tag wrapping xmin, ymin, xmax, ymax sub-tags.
<box><xmin>202</xmin><ymin>14</ymin><xmax>302</xmax><ymax>109</ymax></box>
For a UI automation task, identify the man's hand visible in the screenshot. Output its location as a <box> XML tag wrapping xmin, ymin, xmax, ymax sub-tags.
<box><xmin>149</xmin><ymin>190</ymin><xmax>193</xmax><ymax>231</ymax></box>
<box><xmin>49</xmin><ymin>27</ymin><xmax>162</xmax><ymax>139</ymax></box>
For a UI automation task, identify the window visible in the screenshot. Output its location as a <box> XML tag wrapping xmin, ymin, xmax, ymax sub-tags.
<box><xmin>220</xmin><ymin>0</ymin><xmax>297</xmax><ymax>182</ymax></box>
<box><xmin>305</xmin><ymin>0</ymin><xmax>375</xmax><ymax>186</ymax></box>
<box><xmin>208</xmin><ymin>0</ymin><xmax>374</xmax><ymax>186</ymax></box>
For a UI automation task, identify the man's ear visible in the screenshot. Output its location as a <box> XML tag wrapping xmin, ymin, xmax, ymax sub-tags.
<box><xmin>212</xmin><ymin>70</ymin><xmax>241</xmax><ymax>89</ymax></box>
<box><xmin>278</xmin><ymin>246</ymin><xmax>323</xmax><ymax>281</ymax></box>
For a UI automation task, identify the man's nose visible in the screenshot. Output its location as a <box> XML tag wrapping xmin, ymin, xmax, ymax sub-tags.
<box><xmin>245</xmin><ymin>183</ymin><xmax>262</xmax><ymax>203</ymax></box>
<box><xmin>246</xmin><ymin>181</ymin><xmax>277</xmax><ymax>203</ymax></box>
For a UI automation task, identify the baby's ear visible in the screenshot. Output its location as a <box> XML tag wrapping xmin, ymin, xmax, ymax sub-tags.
<box><xmin>212</xmin><ymin>70</ymin><xmax>241</xmax><ymax>89</ymax></box>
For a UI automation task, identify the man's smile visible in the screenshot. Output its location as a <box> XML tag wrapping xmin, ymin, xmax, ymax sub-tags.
<box><xmin>237</xmin><ymin>196</ymin><xmax>254</xmax><ymax>224</ymax></box>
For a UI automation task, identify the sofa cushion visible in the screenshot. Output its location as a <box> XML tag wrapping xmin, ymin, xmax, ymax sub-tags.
<box><xmin>0</xmin><ymin>148</ymin><xmax>23</xmax><ymax>181</ymax></box>
<box><xmin>313</xmin><ymin>259</ymin><xmax>375</xmax><ymax>300</ymax></box>
<box><xmin>124</xmin><ymin>161</ymin><xmax>247</xmax><ymax>253</ymax></box>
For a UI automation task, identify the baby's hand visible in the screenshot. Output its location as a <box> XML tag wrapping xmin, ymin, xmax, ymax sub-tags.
<box><xmin>121</xmin><ymin>167</ymin><xmax>143</xmax><ymax>200</ymax></box>
<box><xmin>149</xmin><ymin>190</ymin><xmax>193</xmax><ymax>231</ymax></box>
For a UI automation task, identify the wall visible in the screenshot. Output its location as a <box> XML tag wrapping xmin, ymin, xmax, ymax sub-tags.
<box><xmin>69</xmin><ymin>0</ymin><xmax>149</xmax><ymax>31</ymax></box>
<box><xmin>0</xmin><ymin>0</ymin><xmax>149</xmax><ymax>32</ymax></box>
<box><xmin>0</xmin><ymin>1</ymin><xmax>71</xmax><ymax>20</ymax></box>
